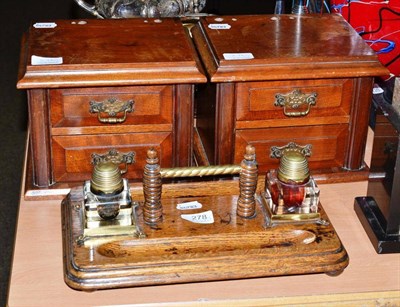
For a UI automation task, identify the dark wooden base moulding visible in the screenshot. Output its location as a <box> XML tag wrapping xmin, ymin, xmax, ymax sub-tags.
<box><xmin>354</xmin><ymin>197</ymin><xmax>400</xmax><ymax>254</ymax></box>
<box><xmin>62</xmin><ymin>180</ymin><xmax>349</xmax><ymax>291</ymax></box>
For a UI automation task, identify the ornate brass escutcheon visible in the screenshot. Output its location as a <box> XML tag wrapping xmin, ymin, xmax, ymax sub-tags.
<box><xmin>274</xmin><ymin>89</ymin><xmax>317</xmax><ymax>117</ymax></box>
<box><xmin>91</xmin><ymin>149</ymin><xmax>135</xmax><ymax>174</ymax></box>
<box><xmin>270</xmin><ymin>142</ymin><xmax>312</xmax><ymax>159</ymax></box>
<box><xmin>89</xmin><ymin>97</ymin><xmax>134</xmax><ymax>124</ymax></box>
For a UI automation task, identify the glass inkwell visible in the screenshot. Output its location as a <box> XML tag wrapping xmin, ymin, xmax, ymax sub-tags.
<box><xmin>82</xmin><ymin>161</ymin><xmax>144</xmax><ymax>240</ymax></box>
<box><xmin>261</xmin><ymin>146</ymin><xmax>325</xmax><ymax>226</ymax></box>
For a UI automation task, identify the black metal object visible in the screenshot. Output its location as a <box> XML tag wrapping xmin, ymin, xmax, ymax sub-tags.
<box><xmin>355</xmin><ymin>89</ymin><xmax>400</xmax><ymax>254</ymax></box>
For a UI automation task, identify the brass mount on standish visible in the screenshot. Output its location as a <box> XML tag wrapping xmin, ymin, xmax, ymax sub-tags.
<box><xmin>142</xmin><ymin>145</ymin><xmax>259</xmax><ymax>224</ymax></box>
<box><xmin>81</xmin><ymin>145</ymin><xmax>259</xmax><ymax>241</ymax></box>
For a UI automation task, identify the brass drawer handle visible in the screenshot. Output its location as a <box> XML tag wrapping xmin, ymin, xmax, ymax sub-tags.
<box><xmin>89</xmin><ymin>98</ymin><xmax>134</xmax><ymax>124</ymax></box>
<box><xmin>91</xmin><ymin>149</ymin><xmax>135</xmax><ymax>175</ymax></box>
<box><xmin>270</xmin><ymin>142</ymin><xmax>312</xmax><ymax>159</ymax></box>
<box><xmin>275</xmin><ymin>89</ymin><xmax>317</xmax><ymax>117</ymax></box>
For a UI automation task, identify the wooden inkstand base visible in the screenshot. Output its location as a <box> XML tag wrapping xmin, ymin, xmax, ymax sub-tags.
<box><xmin>62</xmin><ymin>146</ymin><xmax>349</xmax><ymax>291</ymax></box>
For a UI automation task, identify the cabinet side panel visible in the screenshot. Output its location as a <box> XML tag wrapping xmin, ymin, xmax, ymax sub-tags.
<box><xmin>28</xmin><ymin>89</ymin><xmax>53</xmax><ymax>187</ymax></box>
<box><xmin>174</xmin><ymin>84</ymin><xmax>194</xmax><ymax>167</ymax></box>
<box><xmin>345</xmin><ymin>77</ymin><xmax>374</xmax><ymax>170</ymax></box>
<box><xmin>195</xmin><ymin>83</ymin><xmax>216</xmax><ymax>165</ymax></box>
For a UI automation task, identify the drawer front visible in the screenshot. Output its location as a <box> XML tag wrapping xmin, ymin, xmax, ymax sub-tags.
<box><xmin>52</xmin><ymin>133</ymin><xmax>172</xmax><ymax>182</ymax></box>
<box><xmin>234</xmin><ymin>124</ymin><xmax>348</xmax><ymax>173</ymax></box>
<box><xmin>50</xmin><ymin>85</ymin><xmax>173</xmax><ymax>132</ymax></box>
<box><xmin>370</xmin><ymin>114</ymin><xmax>399</xmax><ymax>170</ymax></box>
<box><xmin>236</xmin><ymin>79</ymin><xmax>353</xmax><ymax>128</ymax></box>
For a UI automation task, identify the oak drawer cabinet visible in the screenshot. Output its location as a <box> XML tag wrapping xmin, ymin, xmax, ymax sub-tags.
<box><xmin>192</xmin><ymin>14</ymin><xmax>388</xmax><ymax>182</ymax></box>
<box><xmin>17</xmin><ymin>18</ymin><xmax>206</xmax><ymax>192</ymax></box>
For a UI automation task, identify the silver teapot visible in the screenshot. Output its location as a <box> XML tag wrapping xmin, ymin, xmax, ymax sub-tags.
<box><xmin>74</xmin><ymin>0</ymin><xmax>207</xmax><ymax>18</ymax></box>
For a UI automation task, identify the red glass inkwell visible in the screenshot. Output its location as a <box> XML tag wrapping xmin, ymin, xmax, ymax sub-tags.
<box><xmin>265</xmin><ymin>150</ymin><xmax>319</xmax><ymax>215</ymax></box>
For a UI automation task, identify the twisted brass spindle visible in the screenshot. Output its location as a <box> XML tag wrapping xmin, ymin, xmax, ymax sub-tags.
<box><xmin>143</xmin><ymin>148</ymin><xmax>163</xmax><ymax>224</ymax></box>
<box><xmin>160</xmin><ymin>165</ymin><xmax>241</xmax><ymax>178</ymax></box>
<box><xmin>237</xmin><ymin>145</ymin><xmax>258</xmax><ymax>218</ymax></box>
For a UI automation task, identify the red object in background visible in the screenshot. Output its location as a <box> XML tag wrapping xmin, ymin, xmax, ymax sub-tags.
<box><xmin>331</xmin><ymin>0</ymin><xmax>400</xmax><ymax>77</ymax></box>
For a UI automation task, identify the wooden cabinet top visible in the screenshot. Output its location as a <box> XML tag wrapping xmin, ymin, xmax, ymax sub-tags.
<box><xmin>191</xmin><ymin>14</ymin><xmax>389</xmax><ymax>81</ymax></box>
<box><xmin>17</xmin><ymin>18</ymin><xmax>206</xmax><ymax>89</ymax></box>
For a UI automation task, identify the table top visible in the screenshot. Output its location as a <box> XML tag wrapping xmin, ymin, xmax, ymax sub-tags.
<box><xmin>8</xmin><ymin>130</ymin><xmax>400</xmax><ymax>306</ymax></box>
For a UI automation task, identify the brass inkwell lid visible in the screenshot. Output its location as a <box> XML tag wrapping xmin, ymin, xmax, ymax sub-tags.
<box><xmin>90</xmin><ymin>162</ymin><xmax>124</xmax><ymax>195</ymax></box>
<box><xmin>82</xmin><ymin>160</ymin><xmax>144</xmax><ymax>241</ymax></box>
<box><xmin>277</xmin><ymin>151</ymin><xmax>310</xmax><ymax>184</ymax></box>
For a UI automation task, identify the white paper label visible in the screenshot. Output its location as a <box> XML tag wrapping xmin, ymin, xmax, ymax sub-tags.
<box><xmin>223</xmin><ymin>53</ymin><xmax>254</xmax><ymax>60</ymax></box>
<box><xmin>176</xmin><ymin>201</ymin><xmax>202</xmax><ymax>210</ymax></box>
<box><xmin>373</xmin><ymin>85</ymin><xmax>384</xmax><ymax>95</ymax></box>
<box><xmin>25</xmin><ymin>188</ymin><xmax>71</xmax><ymax>197</ymax></box>
<box><xmin>208</xmin><ymin>23</ymin><xmax>231</xmax><ymax>30</ymax></box>
<box><xmin>33</xmin><ymin>22</ymin><xmax>57</xmax><ymax>29</ymax></box>
<box><xmin>181</xmin><ymin>210</ymin><xmax>214</xmax><ymax>224</ymax></box>
<box><xmin>31</xmin><ymin>55</ymin><xmax>63</xmax><ymax>65</ymax></box>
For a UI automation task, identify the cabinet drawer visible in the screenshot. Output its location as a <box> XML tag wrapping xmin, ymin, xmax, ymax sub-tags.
<box><xmin>52</xmin><ymin>132</ymin><xmax>172</xmax><ymax>182</ymax></box>
<box><xmin>50</xmin><ymin>85</ymin><xmax>173</xmax><ymax>134</ymax></box>
<box><xmin>370</xmin><ymin>114</ymin><xmax>399</xmax><ymax>170</ymax></box>
<box><xmin>236</xmin><ymin>79</ymin><xmax>353</xmax><ymax>128</ymax></box>
<box><xmin>234</xmin><ymin>124</ymin><xmax>348</xmax><ymax>173</ymax></box>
